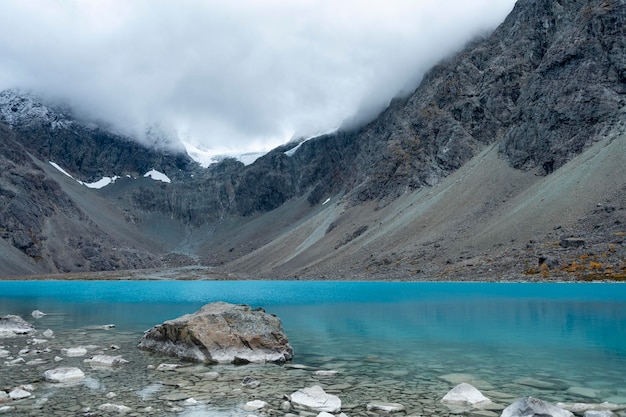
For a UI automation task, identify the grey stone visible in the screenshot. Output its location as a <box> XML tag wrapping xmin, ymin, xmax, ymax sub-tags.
<box><xmin>442</xmin><ymin>383</ymin><xmax>491</xmax><ymax>407</ymax></box>
<box><xmin>367</xmin><ymin>401</ymin><xmax>406</xmax><ymax>413</ymax></box>
<box><xmin>584</xmin><ymin>411</ymin><xmax>616</xmax><ymax>417</ymax></box>
<box><xmin>9</xmin><ymin>388</ymin><xmax>31</xmax><ymax>400</ymax></box>
<box><xmin>138</xmin><ymin>302</ymin><xmax>293</xmax><ymax>364</ymax></box>
<box><xmin>85</xmin><ymin>355</ymin><xmax>129</xmax><ymax>368</ymax></box>
<box><xmin>97</xmin><ymin>403</ymin><xmax>132</xmax><ymax>413</ymax></box>
<box><xmin>502</xmin><ymin>397</ymin><xmax>573</xmax><ymax>417</ymax></box>
<box><xmin>560</xmin><ymin>238</ymin><xmax>586</xmax><ymax>248</ymax></box>
<box><xmin>0</xmin><ymin>315</ymin><xmax>34</xmax><ymax>336</ymax></box>
<box><xmin>290</xmin><ymin>385</ymin><xmax>341</xmax><ymax>413</ymax></box>
<box><xmin>31</xmin><ymin>310</ymin><xmax>46</xmax><ymax>319</ymax></box>
<box><xmin>43</xmin><ymin>366</ymin><xmax>85</xmax><ymax>383</ymax></box>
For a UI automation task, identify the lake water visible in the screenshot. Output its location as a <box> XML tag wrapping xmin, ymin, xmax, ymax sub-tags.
<box><xmin>1</xmin><ymin>281</ymin><xmax>625</xmax><ymax>416</ymax></box>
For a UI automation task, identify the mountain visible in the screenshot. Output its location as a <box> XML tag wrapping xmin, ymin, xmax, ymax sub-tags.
<box><xmin>0</xmin><ymin>0</ymin><xmax>624</xmax><ymax>280</ymax></box>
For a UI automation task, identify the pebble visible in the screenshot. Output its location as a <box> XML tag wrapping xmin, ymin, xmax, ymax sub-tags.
<box><xmin>98</xmin><ymin>403</ymin><xmax>132</xmax><ymax>413</ymax></box>
<box><xmin>156</xmin><ymin>363</ymin><xmax>181</xmax><ymax>371</ymax></box>
<box><xmin>244</xmin><ymin>400</ymin><xmax>267</xmax><ymax>411</ymax></box>
<box><xmin>63</xmin><ymin>347</ymin><xmax>87</xmax><ymax>357</ymax></box>
<box><xmin>9</xmin><ymin>388</ymin><xmax>31</xmax><ymax>400</ymax></box>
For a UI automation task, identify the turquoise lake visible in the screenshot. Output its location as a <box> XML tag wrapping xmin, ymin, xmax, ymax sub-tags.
<box><xmin>1</xmin><ymin>281</ymin><xmax>625</xmax><ymax>415</ymax></box>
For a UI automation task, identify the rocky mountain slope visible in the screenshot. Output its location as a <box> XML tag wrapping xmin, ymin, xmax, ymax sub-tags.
<box><xmin>0</xmin><ymin>0</ymin><xmax>624</xmax><ymax>280</ymax></box>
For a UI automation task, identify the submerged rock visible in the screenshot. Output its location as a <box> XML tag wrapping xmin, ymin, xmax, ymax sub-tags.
<box><xmin>43</xmin><ymin>367</ymin><xmax>85</xmax><ymax>383</ymax></box>
<box><xmin>85</xmin><ymin>355</ymin><xmax>129</xmax><ymax>368</ymax></box>
<box><xmin>556</xmin><ymin>402</ymin><xmax>622</xmax><ymax>413</ymax></box>
<box><xmin>31</xmin><ymin>310</ymin><xmax>46</xmax><ymax>319</ymax></box>
<box><xmin>98</xmin><ymin>403</ymin><xmax>132</xmax><ymax>413</ymax></box>
<box><xmin>8</xmin><ymin>388</ymin><xmax>31</xmax><ymax>400</ymax></box>
<box><xmin>244</xmin><ymin>400</ymin><xmax>267</xmax><ymax>411</ymax></box>
<box><xmin>367</xmin><ymin>401</ymin><xmax>406</xmax><ymax>413</ymax></box>
<box><xmin>62</xmin><ymin>347</ymin><xmax>88</xmax><ymax>357</ymax></box>
<box><xmin>502</xmin><ymin>397</ymin><xmax>573</xmax><ymax>417</ymax></box>
<box><xmin>290</xmin><ymin>385</ymin><xmax>341</xmax><ymax>413</ymax></box>
<box><xmin>0</xmin><ymin>315</ymin><xmax>34</xmax><ymax>337</ymax></box>
<box><xmin>584</xmin><ymin>411</ymin><xmax>616</xmax><ymax>417</ymax></box>
<box><xmin>442</xmin><ymin>382</ymin><xmax>491</xmax><ymax>407</ymax></box>
<box><xmin>138</xmin><ymin>302</ymin><xmax>293</xmax><ymax>364</ymax></box>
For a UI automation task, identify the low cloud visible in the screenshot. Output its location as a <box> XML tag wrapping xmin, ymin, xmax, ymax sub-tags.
<box><xmin>0</xmin><ymin>0</ymin><xmax>516</xmax><ymax>153</ymax></box>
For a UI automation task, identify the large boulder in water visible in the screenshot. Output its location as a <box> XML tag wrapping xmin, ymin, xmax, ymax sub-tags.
<box><xmin>137</xmin><ymin>302</ymin><xmax>293</xmax><ymax>364</ymax></box>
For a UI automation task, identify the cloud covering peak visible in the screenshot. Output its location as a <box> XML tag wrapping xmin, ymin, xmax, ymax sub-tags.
<box><xmin>0</xmin><ymin>0</ymin><xmax>516</xmax><ymax>154</ymax></box>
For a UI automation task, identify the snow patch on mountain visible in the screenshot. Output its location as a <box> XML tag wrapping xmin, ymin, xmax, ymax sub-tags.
<box><xmin>49</xmin><ymin>161</ymin><xmax>169</xmax><ymax>188</ymax></box>
<box><xmin>84</xmin><ymin>176</ymin><xmax>120</xmax><ymax>189</ymax></box>
<box><xmin>182</xmin><ymin>141</ymin><xmax>265</xmax><ymax>167</ymax></box>
<box><xmin>143</xmin><ymin>169</ymin><xmax>171</xmax><ymax>183</ymax></box>
<box><xmin>284</xmin><ymin>128</ymin><xmax>338</xmax><ymax>157</ymax></box>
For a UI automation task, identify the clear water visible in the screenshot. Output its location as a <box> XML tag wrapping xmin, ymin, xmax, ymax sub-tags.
<box><xmin>1</xmin><ymin>281</ymin><xmax>625</xmax><ymax>415</ymax></box>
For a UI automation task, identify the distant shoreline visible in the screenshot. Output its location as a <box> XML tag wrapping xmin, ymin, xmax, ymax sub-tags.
<box><xmin>1</xmin><ymin>266</ymin><xmax>623</xmax><ymax>283</ymax></box>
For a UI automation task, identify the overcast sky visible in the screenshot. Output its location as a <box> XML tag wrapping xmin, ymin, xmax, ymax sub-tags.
<box><xmin>0</xmin><ymin>0</ymin><xmax>516</xmax><ymax>158</ymax></box>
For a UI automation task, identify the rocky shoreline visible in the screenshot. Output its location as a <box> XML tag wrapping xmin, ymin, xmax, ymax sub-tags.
<box><xmin>1</xmin><ymin>312</ymin><xmax>625</xmax><ymax>416</ymax></box>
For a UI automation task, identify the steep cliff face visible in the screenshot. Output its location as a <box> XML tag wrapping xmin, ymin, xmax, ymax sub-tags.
<box><xmin>0</xmin><ymin>123</ymin><xmax>163</xmax><ymax>274</ymax></box>
<box><xmin>324</xmin><ymin>0</ymin><xmax>626</xmax><ymax>202</ymax></box>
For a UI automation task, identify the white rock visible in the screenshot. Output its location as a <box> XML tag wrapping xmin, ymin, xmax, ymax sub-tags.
<box><xmin>502</xmin><ymin>397</ymin><xmax>573</xmax><ymax>417</ymax></box>
<box><xmin>5</xmin><ymin>358</ymin><xmax>24</xmax><ymax>366</ymax></box>
<box><xmin>31</xmin><ymin>310</ymin><xmax>46</xmax><ymax>319</ymax></box>
<box><xmin>317</xmin><ymin>413</ymin><xmax>335</xmax><ymax>417</ymax></box>
<box><xmin>0</xmin><ymin>315</ymin><xmax>34</xmax><ymax>336</ymax></box>
<box><xmin>442</xmin><ymin>382</ymin><xmax>491</xmax><ymax>407</ymax></box>
<box><xmin>43</xmin><ymin>329</ymin><xmax>54</xmax><ymax>338</ymax></box>
<box><xmin>156</xmin><ymin>363</ymin><xmax>181</xmax><ymax>371</ymax></box>
<box><xmin>0</xmin><ymin>391</ymin><xmax>9</xmax><ymax>402</ymax></box>
<box><xmin>54</xmin><ymin>356</ymin><xmax>63</xmax><ymax>362</ymax></box>
<box><xmin>30</xmin><ymin>338</ymin><xmax>47</xmax><ymax>345</ymax></box>
<box><xmin>314</xmin><ymin>370</ymin><xmax>339</xmax><ymax>376</ymax></box>
<box><xmin>557</xmin><ymin>402</ymin><xmax>622</xmax><ymax>413</ymax></box>
<box><xmin>0</xmin><ymin>406</ymin><xmax>14</xmax><ymax>414</ymax></box>
<box><xmin>0</xmin><ymin>349</ymin><xmax>9</xmax><ymax>358</ymax></box>
<box><xmin>85</xmin><ymin>355</ymin><xmax>129</xmax><ymax>367</ymax></box>
<box><xmin>98</xmin><ymin>403</ymin><xmax>131</xmax><ymax>413</ymax></box>
<box><xmin>19</xmin><ymin>384</ymin><xmax>34</xmax><ymax>392</ymax></box>
<box><xmin>63</xmin><ymin>347</ymin><xmax>87</xmax><ymax>357</ymax></box>
<box><xmin>202</xmin><ymin>371</ymin><xmax>219</xmax><ymax>380</ymax></box>
<box><xmin>367</xmin><ymin>401</ymin><xmax>406</xmax><ymax>413</ymax></box>
<box><xmin>244</xmin><ymin>400</ymin><xmax>267</xmax><ymax>411</ymax></box>
<box><xmin>43</xmin><ymin>367</ymin><xmax>85</xmax><ymax>383</ymax></box>
<box><xmin>584</xmin><ymin>411</ymin><xmax>616</xmax><ymax>417</ymax></box>
<box><xmin>106</xmin><ymin>392</ymin><xmax>117</xmax><ymax>399</ymax></box>
<box><xmin>184</xmin><ymin>398</ymin><xmax>198</xmax><ymax>406</ymax></box>
<box><xmin>9</xmin><ymin>388</ymin><xmax>31</xmax><ymax>400</ymax></box>
<box><xmin>290</xmin><ymin>385</ymin><xmax>341</xmax><ymax>413</ymax></box>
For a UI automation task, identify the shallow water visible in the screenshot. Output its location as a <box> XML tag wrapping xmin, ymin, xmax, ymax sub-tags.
<box><xmin>1</xmin><ymin>281</ymin><xmax>625</xmax><ymax>416</ymax></box>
